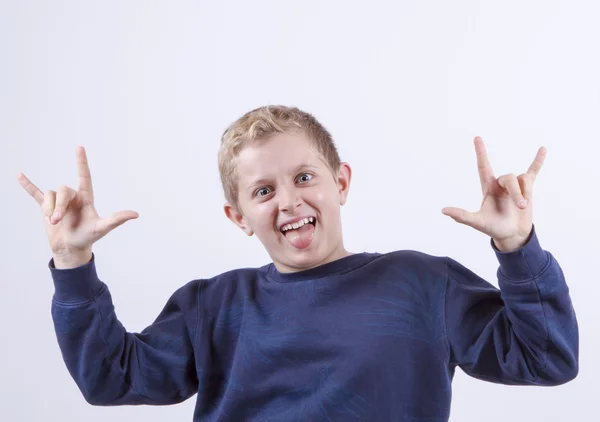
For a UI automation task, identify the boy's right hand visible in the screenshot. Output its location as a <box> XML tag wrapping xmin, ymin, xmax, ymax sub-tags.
<box><xmin>17</xmin><ymin>146</ymin><xmax>139</xmax><ymax>268</ymax></box>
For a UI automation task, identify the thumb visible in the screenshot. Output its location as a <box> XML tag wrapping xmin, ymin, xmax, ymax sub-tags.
<box><xmin>441</xmin><ymin>207</ymin><xmax>481</xmax><ymax>229</ymax></box>
<box><xmin>96</xmin><ymin>211</ymin><xmax>139</xmax><ymax>235</ymax></box>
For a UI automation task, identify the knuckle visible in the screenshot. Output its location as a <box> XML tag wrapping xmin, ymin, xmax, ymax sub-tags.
<box><xmin>56</xmin><ymin>185</ymin><xmax>75</xmax><ymax>205</ymax></box>
<box><xmin>59</xmin><ymin>185</ymin><xmax>76</xmax><ymax>197</ymax></box>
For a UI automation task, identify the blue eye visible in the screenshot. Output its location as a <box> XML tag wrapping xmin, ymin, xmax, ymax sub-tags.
<box><xmin>256</xmin><ymin>187</ymin><xmax>271</xmax><ymax>197</ymax></box>
<box><xmin>297</xmin><ymin>173</ymin><xmax>313</xmax><ymax>183</ymax></box>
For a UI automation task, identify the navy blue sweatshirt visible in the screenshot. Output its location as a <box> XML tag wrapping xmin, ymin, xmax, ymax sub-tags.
<box><xmin>49</xmin><ymin>224</ymin><xmax>578</xmax><ymax>421</ymax></box>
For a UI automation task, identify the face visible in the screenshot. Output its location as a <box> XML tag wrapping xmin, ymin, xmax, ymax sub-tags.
<box><xmin>224</xmin><ymin>131</ymin><xmax>352</xmax><ymax>273</ymax></box>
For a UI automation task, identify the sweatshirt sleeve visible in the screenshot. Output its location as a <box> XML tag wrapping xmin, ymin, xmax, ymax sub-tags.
<box><xmin>49</xmin><ymin>253</ymin><xmax>199</xmax><ymax>405</ymax></box>
<box><xmin>444</xmin><ymin>224</ymin><xmax>579</xmax><ymax>386</ymax></box>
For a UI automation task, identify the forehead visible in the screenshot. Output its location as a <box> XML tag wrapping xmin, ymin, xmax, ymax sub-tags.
<box><xmin>235</xmin><ymin>132</ymin><xmax>326</xmax><ymax>184</ymax></box>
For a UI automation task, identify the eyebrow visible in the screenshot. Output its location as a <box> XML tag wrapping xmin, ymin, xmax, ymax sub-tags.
<box><xmin>246</xmin><ymin>164</ymin><xmax>319</xmax><ymax>192</ymax></box>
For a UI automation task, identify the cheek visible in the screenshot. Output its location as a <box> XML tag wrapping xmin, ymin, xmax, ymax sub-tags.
<box><xmin>307</xmin><ymin>190</ymin><xmax>337</xmax><ymax>216</ymax></box>
<box><xmin>254</xmin><ymin>202</ymin><xmax>279</xmax><ymax>231</ymax></box>
<box><xmin>318</xmin><ymin>183</ymin><xmax>340</xmax><ymax>203</ymax></box>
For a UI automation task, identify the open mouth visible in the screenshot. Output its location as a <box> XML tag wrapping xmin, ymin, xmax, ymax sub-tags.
<box><xmin>279</xmin><ymin>217</ymin><xmax>317</xmax><ymax>249</ymax></box>
<box><xmin>280</xmin><ymin>217</ymin><xmax>316</xmax><ymax>233</ymax></box>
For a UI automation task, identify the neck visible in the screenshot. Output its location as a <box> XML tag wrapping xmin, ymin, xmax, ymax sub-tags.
<box><xmin>275</xmin><ymin>242</ymin><xmax>353</xmax><ymax>274</ymax></box>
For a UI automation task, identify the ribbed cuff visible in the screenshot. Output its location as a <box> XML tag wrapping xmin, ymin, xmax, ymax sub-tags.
<box><xmin>491</xmin><ymin>224</ymin><xmax>549</xmax><ymax>281</ymax></box>
<box><xmin>49</xmin><ymin>253</ymin><xmax>103</xmax><ymax>303</ymax></box>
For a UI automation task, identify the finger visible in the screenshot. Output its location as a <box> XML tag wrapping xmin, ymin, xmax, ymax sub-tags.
<box><xmin>441</xmin><ymin>207</ymin><xmax>484</xmax><ymax>231</ymax></box>
<box><xmin>52</xmin><ymin>185</ymin><xmax>78</xmax><ymax>224</ymax></box>
<box><xmin>474</xmin><ymin>137</ymin><xmax>495</xmax><ymax>193</ymax></box>
<box><xmin>526</xmin><ymin>146</ymin><xmax>547</xmax><ymax>181</ymax></box>
<box><xmin>42</xmin><ymin>190</ymin><xmax>57</xmax><ymax>223</ymax></box>
<box><xmin>95</xmin><ymin>210</ymin><xmax>139</xmax><ymax>236</ymax></box>
<box><xmin>497</xmin><ymin>174</ymin><xmax>528</xmax><ymax>208</ymax></box>
<box><xmin>518</xmin><ymin>173</ymin><xmax>533</xmax><ymax>201</ymax></box>
<box><xmin>17</xmin><ymin>173</ymin><xmax>44</xmax><ymax>205</ymax></box>
<box><xmin>76</xmin><ymin>146</ymin><xmax>94</xmax><ymax>201</ymax></box>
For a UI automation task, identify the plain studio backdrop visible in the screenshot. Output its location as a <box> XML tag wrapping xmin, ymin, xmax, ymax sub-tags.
<box><xmin>1</xmin><ymin>1</ymin><xmax>598</xmax><ymax>421</ymax></box>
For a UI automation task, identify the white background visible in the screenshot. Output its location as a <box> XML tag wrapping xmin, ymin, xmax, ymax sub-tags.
<box><xmin>1</xmin><ymin>1</ymin><xmax>598</xmax><ymax>421</ymax></box>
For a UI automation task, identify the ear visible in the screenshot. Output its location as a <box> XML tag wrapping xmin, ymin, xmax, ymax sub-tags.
<box><xmin>336</xmin><ymin>162</ymin><xmax>352</xmax><ymax>205</ymax></box>
<box><xmin>224</xmin><ymin>202</ymin><xmax>254</xmax><ymax>236</ymax></box>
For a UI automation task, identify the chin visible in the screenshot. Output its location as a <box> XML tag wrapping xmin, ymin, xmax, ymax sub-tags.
<box><xmin>281</xmin><ymin>247</ymin><xmax>330</xmax><ymax>271</ymax></box>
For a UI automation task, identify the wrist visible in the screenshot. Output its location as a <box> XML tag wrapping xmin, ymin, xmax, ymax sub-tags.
<box><xmin>493</xmin><ymin>238</ymin><xmax>526</xmax><ymax>253</ymax></box>
<box><xmin>53</xmin><ymin>249</ymin><xmax>93</xmax><ymax>269</ymax></box>
<box><xmin>493</xmin><ymin>228</ymin><xmax>533</xmax><ymax>253</ymax></box>
<box><xmin>50</xmin><ymin>251</ymin><xmax>102</xmax><ymax>303</ymax></box>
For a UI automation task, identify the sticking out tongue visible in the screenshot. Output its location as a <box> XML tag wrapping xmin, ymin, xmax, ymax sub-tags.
<box><xmin>284</xmin><ymin>223</ymin><xmax>315</xmax><ymax>249</ymax></box>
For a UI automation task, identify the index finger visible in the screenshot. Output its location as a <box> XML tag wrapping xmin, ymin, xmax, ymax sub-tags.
<box><xmin>526</xmin><ymin>146</ymin><xmax>547</xmax><ymax>181</ymax></box>
<box><xmin>77</xmin><ymin>146</ymin><xmax>94</xmax><ymax>198</ymax></box>
<box><xmin>17</xmin><ymin>173</ymin><xmax>44</xmax><ymax>205</ymax></box>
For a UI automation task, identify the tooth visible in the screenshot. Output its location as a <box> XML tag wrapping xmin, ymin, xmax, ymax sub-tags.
<box><xmin>283</xmin><ymin>218</ymin><xmax>316</xmax><ymax>232</ymax></box>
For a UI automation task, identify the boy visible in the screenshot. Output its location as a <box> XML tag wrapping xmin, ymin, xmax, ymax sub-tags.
<box><xmin>18</xmin><ymin>105</ymin><xmax>578</xmax><ymax>421</ymax></box>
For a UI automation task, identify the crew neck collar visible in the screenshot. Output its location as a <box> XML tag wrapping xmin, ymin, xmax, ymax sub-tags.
<box><xmin>265</xmin><ymin>252</ymin><xmax>378</xmax><ymax>283</ymax></box>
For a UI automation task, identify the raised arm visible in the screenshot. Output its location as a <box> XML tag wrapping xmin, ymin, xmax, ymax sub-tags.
<box><xmin>444</xmin><ymin>227</ymin><xmax>578</xmax><ymax>385</ymax></box>
<box><xmin>18</xmin><ymin>147</ymin><xmax>198</xmax><ymax>404</ymax></box>
<box><xmin>50</xmin><ymin>257</ymin><xmax>199</xmax><ymax>404</ymax></box>
<box><xmin>440</xmin><ymin>136</ymin><xmax>578</xmax><ymax>384</ymax></box>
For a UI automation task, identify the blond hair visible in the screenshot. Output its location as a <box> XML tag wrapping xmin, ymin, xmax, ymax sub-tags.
<box><xmin>218</xmin><ymin>105</ymin><xmax>341</xmax><ymax>210</ymax></box>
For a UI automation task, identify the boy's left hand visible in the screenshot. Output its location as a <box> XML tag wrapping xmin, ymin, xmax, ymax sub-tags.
<box><xmin>441</xmin><ymin>136</ymin><xmax>547</xmax><ymax>252</ymax></box>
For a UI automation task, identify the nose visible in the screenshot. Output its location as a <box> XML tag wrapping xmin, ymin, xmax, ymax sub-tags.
<box><xmin>278</xmin><ymin>185</ymin><xmax>302</xmax><ymax>213</ymax></box>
